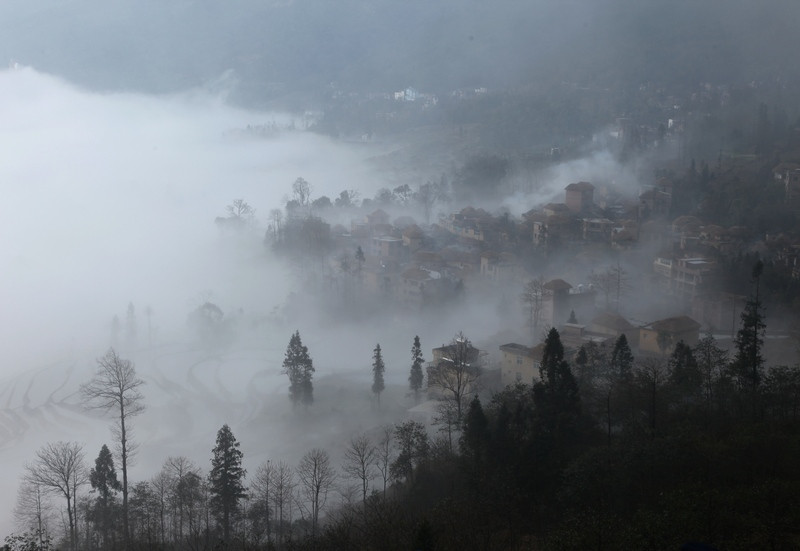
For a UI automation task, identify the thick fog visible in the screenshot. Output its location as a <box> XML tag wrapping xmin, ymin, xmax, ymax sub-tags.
<box><xmin>0</xmin><ymin>67</ymin><xmax>424</xmax><ymax>532</ymax></box>
<box><xmin>4</xmin><ymin>0</ymin><xmax>800</xmax><ymax>544</ymax></box>
<box><xmin>0</xmin><ymin>65</ymin><xmax>529</xmax><ymax>535</ymax></box>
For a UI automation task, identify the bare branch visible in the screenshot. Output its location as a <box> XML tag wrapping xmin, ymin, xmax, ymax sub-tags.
<box><xmin>80</xmin><ymin>348</ymin><xmax>145</xmax><ymax>543</ymax></box>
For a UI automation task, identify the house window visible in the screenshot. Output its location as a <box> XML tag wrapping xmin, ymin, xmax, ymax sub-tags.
<box><xmin>515</xmin><ymin>372</ymin><xmax>522</xmax><ymax>382</ymax></box>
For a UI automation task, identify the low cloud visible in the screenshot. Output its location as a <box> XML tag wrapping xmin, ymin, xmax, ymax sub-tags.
<box><xmin>0</xmin><ymin>67</ymin><xmax>386</xmax><ymax>374</ymax></box>
<box><xmin>0</xmin><ymin>67</ymin><xmax>394</xmax><ymax>532</ymax></box>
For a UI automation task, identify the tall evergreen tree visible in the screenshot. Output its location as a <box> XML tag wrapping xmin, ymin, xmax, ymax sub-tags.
<box><xmin>533</xmin><ymin>328</ymin><xmax>582</xmax><ymax>460</ymax></box>
<box><xmin>668</xmin><ymin>340</ymin><xmax>701</xmax><ymax>397</ymax></box>
<box><xmin>732</xmin><ymin>297</ymin><xmax>766</xmax><ymax>391</ymax></box>
<box><xmin>282</xmin><ymin>331</ymin><xmax>314</xmax><ymax>409</ymax></box>
<box><xmin>539</xmin><ymin>327</ymin><xmax>567</xmax><ymax>384</ymax></box>
<box><xmin>209</xmin><ymin>424</ymin><xmax>246</xmax><ymax>542</ymax></box>
<box><xmin>409</xmin><ymin>336</ymin><xmax>425</xmax><ymax>403</ymax></box>
<box><xmin>372</xmin><ymin>344</ymin><xmax>386</xmax><ymax>405</ymax></box>
<box><xmin>460</xmin><ymin>395</ymin><xmax>489</xmax><ymax>467</ymax></box>
<box><xmin>731</xmin><ymin>261</ymin><xmax>766</xmax><ymax>414</ymax></box>
<box><xmin>610</xmin><ymin>333</ymin><xmax>634</xmax><ymax>380</ymax></box>
<box><xmin>89</xmin><ymin>444</ymin><xmax>121</xmax><ymax>548</ymax></box>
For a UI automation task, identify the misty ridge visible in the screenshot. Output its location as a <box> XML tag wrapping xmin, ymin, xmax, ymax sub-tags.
<box><xmin>3</xmin><ymin>1</ymin><xmax>800</xmax><ymax>550</ymax></box>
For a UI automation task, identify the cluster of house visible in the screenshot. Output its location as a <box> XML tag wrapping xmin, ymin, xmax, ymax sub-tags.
<box><xmin>411</xmin><ymin>307</ymin><xmax>702</xmax><ymax>419</ymax></box>
<box><xmin>323</xmin><ymin>177</ymin><xmax>759</xmax><ymax>319</ymax></box>
<box><xmin>496</xmin><ymin>312</ymin><xmax>702</xmax><ymax>387</ymax></box>
<box><xmin>329</xmin><ymin>168</ymin><xmax>800</xmax><ymax>398</ymax></box>
<box><xmin>421</xmin><ymin>310</ymin><xmax>702</xmax><ymax>395</ymax></box>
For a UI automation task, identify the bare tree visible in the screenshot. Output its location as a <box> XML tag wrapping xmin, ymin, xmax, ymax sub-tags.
<box><xmin>636</xmin><ymin>357</ymin><xmax>670</xmax><ymax>436</ymax></box>
<box><xmin>81</xmin><ymin>348</ymin><xmax>145</xmax><ymax>545</ymax></box>
<box><xmin>268</xmin><ymin>208</ymin><xmax>283</xmax><ymax>243</ymax></box>
<box><xmin>296</xmin><ymin>448</ymin><xmax>336</xmax><ymax>536</ymax></box>
<box><xmin>250</xmin><ymin>461</ymin><xmax>275</xmax><ymax>545</ymax></box>
<box><xmin>610</xmin><ymin>262</ymin><xmax>631</xmax><ymax>311</ymax></box>
<box><xmin>271</xmin><ymin>461</ymin><xmax>294</xmax><ymax>547</ymax></box>
<box><xmin>427</xmin><ymin>332</ymin><xmax>482</xmax><ymax>422</ymax></box>
<box><xmin>590</xmin><ymin>263</ymin><xmax>630</xmax><ymax>312</ymax></box>
<box><xmin>14</xmin><ymin>480</ymin><xmax>53</xmax><ymax>548</ymax></box>
<box><xmin>413</xmin><ymin>180</ymin><xmax>447</xmax><ymax>224</ymax></box>
<box><xmin>226</xmin><ymin>198</ymin><xmax>255</xmax><ymax>220</ymax></box>
<box><xmin>24</xmin><ymin>442</ymin><xmax>87</xmax><ymax>551</ymax></box>
<box><xmin>521</xmin><ymin>277</ymin><xmax>545</xmax><ymax>343</ymax></box>
<box><xmin>292</xmin><ymin>177</ymin><xmax>311</xmax><ymax>207</ymax></box>
<box><xmin>374</xmin><ymin>425</ymin><xmax>393</xmax><ymax>499</ymax></box>
<box><xmin>341</xmin><ymin>435</ymin><xmax>376</xmax><ymax>515</ymax></box>
<box><xmin>694</xmin><ymin>332</ymin><xmax>729</xmax><ymax>407</ymax></box>
<box><xmin>432</xmin><ymin>399</ymin><xmax>460</xmax><ymax>453</ymax></box>
<box><xmin>149</xmin><ymin>469</ymin><xmax>171</xmax><ymax>546</ymax></box>
<box><xmin>164</xmin><ymin>456</ymin><xmax>200</xmax><ymax>542</ymax></box>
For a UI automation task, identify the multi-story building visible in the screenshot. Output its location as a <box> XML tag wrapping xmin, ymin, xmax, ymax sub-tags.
<box><xmin>499</xmin><ymin>343</ymin><xmax>544</xmax><ymax>386</ymax></box>
<box><xmin>653</xmin><ymin>255</ymin><xmax>716</xmax><ymax>303</ymax></box>
<box><xmin>565</xmin><ymin>181</ymin><xmax>595</xmax><ymax>213</ymax></box>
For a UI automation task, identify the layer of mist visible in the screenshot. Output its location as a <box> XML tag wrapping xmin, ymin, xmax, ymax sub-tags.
<box><xmin>0</xmin><ymin>66</ymin><xmax>546</xmax><ymax>535</ymax></box>
<box><xmin>0</xmin><ymin>67</ymin><xmax>407</xmax><ymax>533</ymax></box>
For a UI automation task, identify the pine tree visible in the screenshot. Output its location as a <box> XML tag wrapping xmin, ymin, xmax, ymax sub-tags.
<box><xmin>209</xmin><ymin>424</ymin><xmax>246</xmax><ymax>542</ymax></box>
<box><xmin>733</xmin><ymin>302</ymin><xmax>765</xmax><ymax>390</ymax></box>
<box><xmin>731</xmin><ymin>261</ymin><xmax>766</xmax><ymax>415</ymax></box>
<box><xmin>460</xmin><ymin>395</ymin><xmax>489</xmax><ymax>466</ymax></box>
<box><xmin>409</xmin><ymin>336</ymin><xmax>425</xmax><ymax>403</ymax></box>
<box><xmin>282</xmin><ymin>331</ymin><xmax>314</xmax><ymax>409</ymax></box>
<box><xmin>732</xmin><ymin>297</ymin><xmax>766</xmax><ymax>388</ymax></box>
<box><xmin>610</xmin><ymin>333</ymin><xmax>634</xmax><ymax>380</ymax></box>
<box><xmin>372</xmin><ymin>344</ymin><xmax>385</xmax><ymax>405</ymax></box>
<box><xmin>89</xmin><ymin>444</ymin><xmax>121</xmax><ymax>548</ymax></box>
<box><xmin>668</xmin><ymin>340</ymin><xmax>701</xmax><ymax>397</ymax></box>
<box><xmin>607</xmin><ymin>333</ymin><xmax>634</xmax><ymax>435</ymax></box>
<box><xmin>539</xmin><ymin>327</ymin><xmax>567</xmax><ymax>384</ymax></box>
<box><xmin>533</xmin><ymin>328</ymin><xmax>581</xmax><ymax>455</ymax></box>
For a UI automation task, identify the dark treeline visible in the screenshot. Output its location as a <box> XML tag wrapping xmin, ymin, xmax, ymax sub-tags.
<box><xmin>302</xmin><ymin>328</ymin><xmax>800</xmax><ymax>550</ymax></box>
<box><xmin>10</xmin><ymin>293</ymin><xmax>800</xmax><ymax>550</ymax></box>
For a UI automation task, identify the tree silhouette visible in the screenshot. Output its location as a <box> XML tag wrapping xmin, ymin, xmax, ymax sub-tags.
<box><xmin>209</xmin><ymin>425</ymin><xmax>246</xmax><ymax>542</ymax></box>
<box><xmin>81</xmin><ymin>348</ymin><xmax>144</xmax><ymax>544</ymax></box>
<box><xmin>409</xmin><ymin>336</ymin><xmax>425</xmax><ymax>403</ymax></box>
<box><xmin>282</xmin><ymin>331</ymin><xmax>314</xmax><ymax>409</ymax></box>
<box><xmin>372</xmin><ymin>344</ymin><xmax>386</xmax><ymax>405</ymax></box>
<box><xmin>24</xmin><ymin>442</ymin><xmax>87</xmax><ymax>551</ymax></box>
<box><xmin>89</xmin><ymin>444</ymin><xmax>121</xmax><ymax>548</ymax></box>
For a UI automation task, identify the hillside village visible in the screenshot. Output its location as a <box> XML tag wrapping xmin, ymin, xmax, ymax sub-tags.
<box><xmin>272</xmin><ymin>166</ymin><xmax>800</xmax><ymax>385</ymax></box>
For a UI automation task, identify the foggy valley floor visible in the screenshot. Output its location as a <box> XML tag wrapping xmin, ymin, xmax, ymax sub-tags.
<box><xmin>4</xmin><ymin>14</ymin><xmax>800</xmax><ymax>542</ymax></box>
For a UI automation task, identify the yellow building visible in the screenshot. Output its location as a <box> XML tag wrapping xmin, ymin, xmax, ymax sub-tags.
<box><xmin>499</xmin><ymin>343</ymin><xmax>544</xmax><ymax>386</ymax></box>
<box><xmin>638</xmin><ymin>315</ymin><xmax>701</xmax><ymax>355</ymax></box>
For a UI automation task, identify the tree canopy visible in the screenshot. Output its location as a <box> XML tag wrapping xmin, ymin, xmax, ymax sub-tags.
<box><xmin>282</xmin><ymin>331</ymin><xmax>314</xmax><ymax>408</ymax></box>
<box><xmin>208</xmin><ymin>424</ymin><xmax>246</xmax><ymax>542</ymax></box>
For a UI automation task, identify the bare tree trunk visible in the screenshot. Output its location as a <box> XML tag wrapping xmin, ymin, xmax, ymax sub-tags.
<box><xmin>120</xmin><ymin>405</ymin><xmax>130</xmax><ymax>544</ymax></box>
